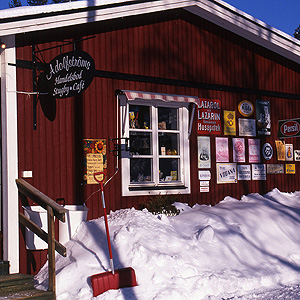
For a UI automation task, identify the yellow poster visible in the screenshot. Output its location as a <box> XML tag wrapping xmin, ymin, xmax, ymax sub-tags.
<box><xmin>275</xmin><ymin>140</ymin><xmax>285</xmax><ymax>161</ymax></box>
<box><xmin>286</xmin><ymin>164</ymin><xmax>295</xmax><ymax>174</ymax></box>
<box><xmin>224</xmin><ymin>110</ymin><xmax>236</xmax><ymax>135</ymax></box>
<box><xmin>83</xmin><ymin>139</ymin><xmax>107</xmax><ymax>184</ymax></box>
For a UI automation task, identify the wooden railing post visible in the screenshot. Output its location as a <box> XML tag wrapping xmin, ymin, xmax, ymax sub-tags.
<box><xmin>47</xmin><ymin>205</ymin><xmax>56</xmax><ymax>298</ymax></box>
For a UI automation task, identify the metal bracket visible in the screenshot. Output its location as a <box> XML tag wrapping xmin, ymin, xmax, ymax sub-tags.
<box><xmin>110</xmin><ymin>137</ymin><xmax>130</xmax><ymax>157</ymax></box>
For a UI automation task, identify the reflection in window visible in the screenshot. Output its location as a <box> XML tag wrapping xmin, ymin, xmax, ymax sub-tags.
<box><xmin>129</xmin><ymin>105</ymin><xmax>150</xmax><ymax>129</ymax></box>
<box><xmin>130</xmin><ymin>158</ymin><xmax>152</xmax><ymax>183</ymax></box>
<box><xmin>158</xmin><ymin>107</ymin><xmax>178</xmax><ymax>130</ymax></box>
<box><xmin>159</xmin><ymin>158</ymin><xmax>179</xmax><ymax>182</ymax></box>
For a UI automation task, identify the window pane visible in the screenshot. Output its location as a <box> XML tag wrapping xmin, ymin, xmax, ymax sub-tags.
<box><xmin>159</xmin><ymin>158</ymin><xmax>179</xmax><ymax>182</ymax></box>
<box><xmin>159</xmin><ymin>132</ymin><xmax>178</xmax><ymax>155</ymax></box>
<box><xmin>129</xmin><ymin>105</ymin><xmax>150</xmax><ymax>129</ymax></box>
<box><xmin>130</xmin><ymin>158</ymin><xmax>152</xmax><ymax>182</ymax></box>
<box><xmin>129</xmin><ymin>132</ymin><xmax>151</xmax><ymax>155</ymax></box>
<box><xmin>158</xmin><ymin>107</ymin><xmax>178</xmax><ymax>130</ymax></box>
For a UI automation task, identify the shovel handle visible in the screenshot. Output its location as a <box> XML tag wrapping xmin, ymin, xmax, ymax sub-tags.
<box><xmin>94</xmin><ymin>171</ymin><xmax>106</xmax><ymax>189</ymax></box>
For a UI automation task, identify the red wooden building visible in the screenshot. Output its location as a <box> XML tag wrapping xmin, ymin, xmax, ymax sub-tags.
<box><xmin>1</xmin><ymin>0</ymin><xmax>300</xmax><ymax>275</ymax></box>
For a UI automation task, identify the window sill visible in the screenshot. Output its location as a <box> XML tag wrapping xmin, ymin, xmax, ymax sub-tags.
<box><xmin>129</xmin><ymin>184</ymin><xmax>187</xmax><ymax>191</ymax></box>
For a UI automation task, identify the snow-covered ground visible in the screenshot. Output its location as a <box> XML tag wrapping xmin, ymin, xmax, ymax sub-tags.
<box><xmin>35</xmin><ymin>188</ymin><xmax>300</xmax><ymax>299</ymax></box>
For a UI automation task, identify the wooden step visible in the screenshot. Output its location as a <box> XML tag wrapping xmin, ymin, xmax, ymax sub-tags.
<box><xmin>0</xmin><ymin>288</ymin><xmax>54</xmax><ymax>300</ymax></box>
<box><xmin>0</xmin><ymin>274</ymin><xmax>34</xmax><ymax>295</ymax></box>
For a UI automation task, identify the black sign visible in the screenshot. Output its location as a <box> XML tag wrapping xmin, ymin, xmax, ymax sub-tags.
<box><xmin>45</xmin><ymin>50</ymin><xmax>95</xmax><ymax>99</ymax></box>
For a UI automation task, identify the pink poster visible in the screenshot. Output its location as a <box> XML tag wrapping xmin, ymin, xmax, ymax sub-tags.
<box><xmin>216</xmin><ymin>137</ymin><xmax>229</xmax><ymax>162</ymax></box>
<box><xmin>248</xmin><ymin>139</ymin><xmax>260</xmax><ymax>163</ymax></box>
<box><xmin>233</xmin><ymin>138</ymin><xmax>245</xmax><ymax>162</ymax></box>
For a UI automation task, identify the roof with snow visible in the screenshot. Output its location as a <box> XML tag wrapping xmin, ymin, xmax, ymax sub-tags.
<box><xmin>1</xmin><ymin>0</ymin><xmax>300</xmax><ymax>63</ymax></box>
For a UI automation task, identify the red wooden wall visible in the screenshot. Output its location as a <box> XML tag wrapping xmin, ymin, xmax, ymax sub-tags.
<box><xmin>15</xmin><ymin>9</ymin><xmax>300</xmax><ymax>274</ymax></box>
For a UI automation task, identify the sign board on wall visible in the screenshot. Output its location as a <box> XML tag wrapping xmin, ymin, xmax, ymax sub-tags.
<box><xmin>217</xmin><ymin>163</ymin><xmax>237</xmax><ymax>184</ymax></box>
<box><xmin>239</xmin><ymin>119</ymin><xmax>256</xmax><ymax>137</ymax></box>
<box><xmin>278</xmin><ymin>118</ymin><xmax>300</xmax><ymax>138</ymax></box>
<box><xmin>197</xmin><ymin>136</ymin><xmax>211</xmax><ymax>169</ymax></box>
<box><xmin>256</xmin><ymin>100</ymin><xmax>271</xmax><ymax>136</ymax></box>
<box><xmin>233</xmin><ymin>138</ymin><xmax>245</xmax><ymax>163</ymax></box>
<box><xmin>224</xmin><ymin>110</ymin><xmax>236</xmax><ymax>135</ymax></box>
<box><xmin>237</xmin><ymin>165</ymin><xmax>251</xmax><ymax>180</ymax></box>
<box><xmin>248</xmin><ymin>139</ymin><xmax>260</xmax><ymax>163</ymax></box>
<box><xmin>252</xmin><ymin>164</ymin><xmax>266</xmax><ymax>180</ymax></box>
<box><xmin>238</xmin><ymin>100</ymin><xmax>254</xmax><ymax>117</ymax></box>
<box><xmin>286</xmin><ymin>164</ymin><xmax>296</xmax><ymax>174</ymax></box>
<box><xmin>197</xmin><ymin>99</ymin><xmax>221</xmax><ymax>135</ymax></box>
<box><xmin>44</xmin><ymin>50</ymin><xmax>95</xmax><ymax>98</ymax></box>
<box><xmin>267</xmin><ymin>164</ymin><xmax>284</xmax><ymax>174</ymax></box>
<box><xmin>83</xmin><ymin>139</ymin><xmax>107</xmax><ymax>184</ymax></box>
<box><xmin>216</xmin><ymin>137</ymin><xmax>229</xmax><ymax>162</ymax></box>
<box><xmin>275</xmin><ymin>140</ymin><xmax>286</xmax><ymax>161</ymax></box>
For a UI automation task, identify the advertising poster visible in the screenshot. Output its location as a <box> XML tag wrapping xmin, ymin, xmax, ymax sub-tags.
<box><xmin>248</xmin><ymin>139</ymin><xmax>260</xmax><ymax>163</ymax></box>
<box><xmin>224</xmin><ymin>110</ymin><xmax>236</xmax><ymax>135</ymax></box>
<box><xmin>197</xmin><ymin>99</ymin><xmax>221</xmax><ymax>135</ymax></box>
<box><xmin>294</xmin><ymin>150</ymin><xmax>300</xmax><ymax>161</ymax></box>
<box><xmin>238</xmin><ymin>100</ymin><xmax>254</xmax><ymax>117</ymax></box>
<box><xmin>233</xmin><ymin>138</ymin><xmax>245</xmax><ymax>162</ymax></box>
<box><xmin>285</xmin><ymin>144</ymin><xmax>293</xmax><ymax>161</ymax></box>
<box><xmin>197</xmin><ymin>136</ymin><xmax>211</xmax><ymax>169</ymax></box>
<box><xmin>198</xmin><ymin>170</ymin><xmax>211</xmax><ymax>180</ymax></box>
<box><xmin>252</xmin><ymin>164</ymin><xmax>266</xmax><ymax>180</ymax></box>
<box><xmin>83</xmin><ymin>139</ymin><xmax>107</xmax><ymax>184</ymax></box>
<box><xmin>217</xmin><ymin>163</ymin><xmax>237</xmax><ymax>184</ymax></box>
<box><xmin>278</xmin><ymin>118</ymin><xmax>300</xmax><ymax>138</ymax></box>
<box><xmin>286</xmin><ymin>164</ymin><xmax>295</xmax><ymax>174</ymax></box>
<box><xmin>238</xmin><ymin>119</ymin><xmax>256</xmax><ymax>136</ymax></box>
<box><xmin>216</xmin><ymin>137</ymin><xmax>229</xmax><ymax>162</ymax></box>
<box><xmin>237</xmin><ymin>165</ymin><xmax>251</xmax><ymax>180</ymax></box>
<box><xmin>262</xmin><ymin>143</ymin><xmax>273</xmax><ymax>160</ymax></box>
<box><xmin>267</xmin><ymin>164</ymin><xmax>284</xmax><ymax>174</ymax></box>
<box><xmin>256</xmin><ymin>100</ymin><xmax>271</xmax><ymax>136</ymax></box>
<box><xmin>275</xmin><ymin>140</ymin><xmax>285</xmax><ymax>161</ymax></box>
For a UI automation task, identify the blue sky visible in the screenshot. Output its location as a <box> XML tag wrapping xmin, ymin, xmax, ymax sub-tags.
<box><xmin>0</xmin><ymin>0</ymin><xmax>300</xmax><ymax>37</ymax></box>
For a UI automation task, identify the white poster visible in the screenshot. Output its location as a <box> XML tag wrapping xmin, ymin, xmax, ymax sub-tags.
<box><xmin>248</xmin><ymin>139</ymin><xmax>260</xmax><ymax>163</ymax></box>
<box><xmin>239</xmin><ymin>119</ymin><xmax>256</xmax><ymax>137</ymax></box>
<box><xmin>237</xmin><ymin>165</ymin><xmax>251</xmax><ymax>180</ymax></box>
<box><xmin>217</xmin><ymin>163</ymin><xmax>237</xmax><ymax>184</ymax></box>
<box><xmin>233</xmin><ymin>138</ymin><xmax>245</xmax><ymax>162</ymax></box>
<box><xmin>285</xmin><ymin>144</ymin><xmax>293</xmax><ymax>161</ymax></box>
<box><xmin>198</xmin><ymin>170</ymin><xmax>211</xmax><ymax>180</ymax></box>
<box><xmin>216</xmin><ymin>137</ymin><xmax>229</xmax><ymax>162</ymax></box>
<box><xmin>198</xmin><ymin>136</ymin><xmax>211</xmax><ymax>169</ymax></box>
<box><xmin>252</xmin><ymin>164</ymin><xmax>266</xmax><ymax>180</ymax></box>
<box><xmin>294</xmin><ymin>150</ymin><xmax>300</xmax><ymax>161</ymax></box>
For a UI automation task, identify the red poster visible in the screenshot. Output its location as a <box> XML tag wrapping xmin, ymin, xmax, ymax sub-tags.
<box><xmin>197</xmin><ymin>99</ymin><xmax>221</xmax><ymax>135</ymax></box>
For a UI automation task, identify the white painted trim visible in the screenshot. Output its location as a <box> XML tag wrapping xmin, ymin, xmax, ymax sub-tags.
<box><xmin>1</xmin><ymin>35</ymin><xmax>19</xmax><ymax>274</ymax></box>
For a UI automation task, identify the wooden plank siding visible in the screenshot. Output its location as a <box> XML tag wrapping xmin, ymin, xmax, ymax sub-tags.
<box><xmin>15</xmin><ymin>9</ymin><xmax>300</xmax><ymax>274</ymax></box>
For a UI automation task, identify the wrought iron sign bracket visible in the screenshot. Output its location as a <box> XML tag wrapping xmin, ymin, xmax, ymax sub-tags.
<box><xmin>110</xmin><ymin>137</ymin><xmax>130</xmax><ymax>157</ymax></box>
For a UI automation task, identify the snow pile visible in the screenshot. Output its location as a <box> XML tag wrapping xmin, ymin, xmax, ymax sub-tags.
<box><xmin>35</xmin><ymin>188</ymin><xmax>300</xmax><ymax>299</ymax></box>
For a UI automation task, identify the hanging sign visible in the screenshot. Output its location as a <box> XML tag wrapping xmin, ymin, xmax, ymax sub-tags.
<box><xmin>278</xmin><ymin>118</ymin><xmax>300</xmax><ymax>138</ymax></box>
<box><xmin>217</xmin><ymin>163</ymin><xmax>237</xmax><ymax>184</ymax></box>
<box><xmin>256</xmin><ymin>100</ymin><xmax>271</xmax><ymax>136</ymax></box>
<box><xmin>45</xmin><ymin>50</ymin><xmax>95</xmax><ymax>98</ymax></box>
<box><xmin>238</xmin><ymin>100</ymin><xmax>254</xmax><ymax>117</ymax></box>
<box><xmin>224</xmin><ymin>110</ymin><xmax>236</xmax><ymax>135</ymax></box>
<box><xmin>248</xmin><ymin>139</ymin><xmax>260</xmax><ymax>163</ymax></box>
<box><xmin>262</xmin><ymin>143</ymin><xmax>273</xmax><ymax>160</ymax></box>
<box><xmin>197</xmin><ymin>136</ymin><xmax>211</xmax><ymax>169</ymax></box>
<box><xmin>233</xmin><ymin>138</ymin><xmax>245</xmax><ymax>163</ymax></box>
<box><xmin>83</xmin><ymin>139</ymin><xmax>107</xmax><ymax>184</ymax></box>
<box><xmin>197</xmin><ymin>99</ymin><xmax>221</xmax><ymax>135</ymax></box>
<box><xmin>238</xmin><ymin>119</ymin><xmax>256</xmax><ymax>137</ymax></box>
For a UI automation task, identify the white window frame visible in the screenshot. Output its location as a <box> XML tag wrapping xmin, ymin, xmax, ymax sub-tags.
<box><xmin>120</xmin><ymin>95</ymin><xmax>191</xmax><ymax>196</ymax></box>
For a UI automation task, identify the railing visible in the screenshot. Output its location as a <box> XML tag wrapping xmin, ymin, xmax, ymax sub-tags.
<box><xmin>16</xmin><ymin>178</ymin><xmax>68</xmax><ymax>299</ymax></box>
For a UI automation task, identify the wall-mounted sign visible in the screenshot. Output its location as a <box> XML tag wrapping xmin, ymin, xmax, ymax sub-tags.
<box><xmin>286</xmin><ymin>164</ymin><xmax>296</xmax><ymax>174</ymax></box>
<box><xmin>262</xmin><ymin>143</ymin><xmax>273</xmax><ymax>160</ymax></box>
<box><xmin>200</xmin><ymin>181</ymin><xmax>210</xmax><ymax>186</ymax></box>
<box><xmin>252</xmin><ymin>164</ymin><xmax>266</xmax><ymax>180</ymax></box>
<box><xmin>45</xmin><ymin>50</ymin><xmax>95</xmax><ymax>98</ymax></box>
<box><xmin>198</xmin><ymin>170</ymin><xmax>211</xmax><ymax>180</ymax></box>
<box><xmin>239</xmin><ymin>119</ymin><xmax>256</xmax><ymax>136</ymax></box>
<box><xmin>233</xmin><ymin>138</ymin><xmax>245</xmax><ymax>162</ymax></box>
<box><xmin>267</xmin><ymin>164</ymin><xmax>284</xmax><ymax>174</ymax></box>
<box><xmin>197</xmin><ymin>99</ymin><xmax>221</xmax><ymax>135</ymax></box>
<box><xmin>275</xmin><ymin>140</ymin><xmax>285</xmax><ymax>161</ymax></box>
<box><xmin>197</xmin><ymin>136</ymin><xmax>211</xmax><ymax>169</ymax></box>
<box><xmin>83</xmin><ymin>139</ymin><xmax>107</xmax><ymax>184</ymax></box>
<box><xmin>217</xmin><ymin>163</ymin><xmax>237</xmax><ymax>184</ymax></box>
<box><xmin>238</xmin><ymin>100</ymin><xmax>254</xmax><ymax>117</ymax></box>
<box><xmin>216</xmin><ymin>137</ymin><xmax>229</xmax><ymax>162</ymax></box>
<box><xmin>278</xmin><ymin>118</ymin><xmax>300</xmax><ymax>138</ymax></box>
<box><xmin>256</xmin><ymin>100</ymin><xmax>271</xmax><ymax>136</ymax></box>
<box><xmin>237</xmin><ymin>165</ymin><xmax>251</xmax><ymax>180</ymax></box>
<box><xmin>294</xmin><ymin>150</ymin><xmax>300</xmax><ymax>161</ymax></box>
<box><xmin>285</xmin><ymin>144</ymin><xmax>293</xmax><ymax>161</ymax></box>
<box><xmin>200</xmin><ymin>186</ymin><xmax>210</xmax><ymax>193</ymax></box>
<box><xmin>224</xmin><ymin>110</ymin><xmax>236</xmax><ymax>135</ymax></box>
<box><xmin>248</xmin><ymin>139</ymin><xmax>260</xmax><ymax>163</ymax></box>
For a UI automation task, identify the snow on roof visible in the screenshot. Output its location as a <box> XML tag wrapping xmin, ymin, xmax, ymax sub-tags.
<box><xmin>0</xmin><ymin>0</ymin><xmax>300</xmax><ymax>63</ymax></box>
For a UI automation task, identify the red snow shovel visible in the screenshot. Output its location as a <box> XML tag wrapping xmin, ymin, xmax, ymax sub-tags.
<box><xmin>90</xmin><ymin>171</ymin><xmax>137</xmax><ymax>297</ymax></box>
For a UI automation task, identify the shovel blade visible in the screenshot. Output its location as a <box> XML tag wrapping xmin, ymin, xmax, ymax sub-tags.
<box><xmin>91</xmin><ymin>267</ymin><xmax>137</xmax><ymax>297</ymax></box>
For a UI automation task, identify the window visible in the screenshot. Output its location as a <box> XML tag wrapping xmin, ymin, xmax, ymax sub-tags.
<box><xmin>120</xmin><ymin>93</ymin><xmax>191</xmax><ymax>196</ymax></box>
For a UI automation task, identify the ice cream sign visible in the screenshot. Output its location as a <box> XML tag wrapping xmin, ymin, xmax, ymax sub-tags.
<box><xmin>278</xmin><ymin>118</ymin><xmax>300</xmax><ymax>138</ymax></box>
<box><xmin>45</xmin><ymin>50</ymin><xmax>95</xmax><ymax>98</ymax></box>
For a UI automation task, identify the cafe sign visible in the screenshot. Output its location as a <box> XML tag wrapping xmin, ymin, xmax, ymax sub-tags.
<box><xmin>278</xmin><ymin>118</ymin><xmax>300</xmax><ymax>138</ymax></box>
<box><xmin>45</xmin><ymin>50</ymin><xmax>95</xmax><ymax>98</ymax></box>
